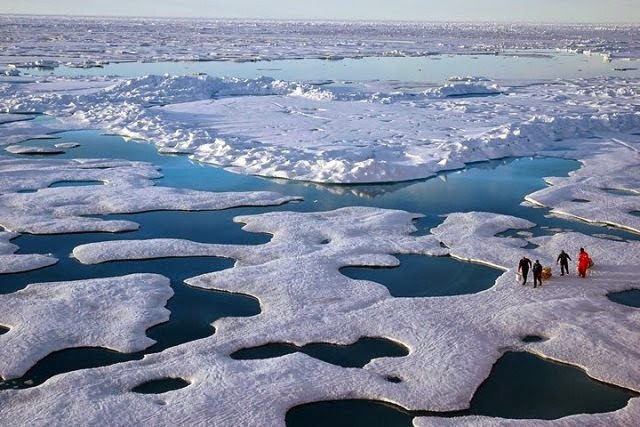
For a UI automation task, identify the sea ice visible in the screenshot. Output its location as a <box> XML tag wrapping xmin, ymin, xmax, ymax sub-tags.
<box><xmin>2</xmin><ymin>73</ymin><xmax>638</xmax><ymax>235</ymax></box>
<box><xmin>0</xmin><ymin>113</ymin><xmax>32</xmax><ymax>125</ymax></box>
<box><xmin>73</xmin><ymin>238</ymin><xmax>242</xmax><ymax>265</ymax></box>
<box><xmin>5</xmin><ymin>144</ymin><xmax>64</xmax><ymax>155</ymax></box>
<box><xmin>526</xmin><ymin>145</ymin><xmax>640</xmax><ymax>233</ymax></box>
<box><xmin>0</xmin><ymin>231</ymin><xmax>57</xmax><ymax>274</ymax></box>
<box><xmin>53</xmin><ymin>142</ymin><xmax>80</xmax><ymax>149</ymax></box>
<box><xmin>0</xmin><ymin>273</ymin><xmax>173</xmax><ymax>379</ymax></box>
<box><xmin>0</xmin><ymin>185</ymin><xmax>297</xmax><ymax>234</ymax></box>
<box><xmin>0</xmin><ymin>113</ymin><xmax>73</xmax><ymax>146</ymax></box>
<box><xmin>0</xmin><ymin>157</ymin><xmax>161</xmax><ymax>193</ymax></box>
<box><xmin>5</xmin><ymin>207</ymin><xmax>636</xmax><ymax>425</ymax></box>
<box><xmin>0</xmin><ymin>156</ymin><xmax>298</xmax><ymax>234</ymax></box>
<box><xmin>0</xmin><ymin>18</ymin><xmax>638</xmax><ymax>424</ymax></box>
<box><xmin>425</xmin><ymin>81</ymin><xmax>501</xmax><ymax>97</ymax></box>
<box><xmin>1</xmin><ymin>17</ymin><xmax>639</xmax><ymax>64</ymax></box>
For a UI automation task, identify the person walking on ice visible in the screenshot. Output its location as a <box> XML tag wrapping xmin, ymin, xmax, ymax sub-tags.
<box><xmin>577</xmin><ymin>247</ymin><xmax>591</xmax><ymax>278</ymax></box>
<box><xmin>518</xmin><ymin>256</ymin><xmax>532</xmax><ymax>285</ymax></box>
<box><xmin>556</xmin><ymin>250</ymin><xmax>571</xmax><ymax>276</ymax></box>
<box><xmin>533</xmin><ymin>260</ymin><xmax>543</xmax><ymax>288</ymax></box>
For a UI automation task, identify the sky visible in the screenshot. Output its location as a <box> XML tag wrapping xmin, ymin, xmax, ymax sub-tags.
<box><xmin>1</xmin><ymin>0</ymin><xmax>639</xmax><ymax>23</ymax></box>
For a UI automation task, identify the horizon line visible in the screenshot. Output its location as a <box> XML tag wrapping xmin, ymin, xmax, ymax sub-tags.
<box><xmin>1</xmin><ymin>12</ymin><xmax>639</xmax><ymax>26</ymax></box>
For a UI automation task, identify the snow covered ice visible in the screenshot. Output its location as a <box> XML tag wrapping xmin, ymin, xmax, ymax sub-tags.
<box><xmin>5</xmin><ymin>144</ymin><xmax>65</xmax><ymax>155</ymax></box>
<box><xmin>0</xmin><ymin>274</ymin><xmax>173</xmax><ymax>380</ymax></box>
<box><xmin>0</xmin><ymin>231</ymin><xmax>57</xmax><ymax>274</ymax></box>
<box><xmin>2</xmin><ymin>208</ymin><xmax>640</xmax><ymax>425</ymax></box>
<box><xmin>53</xmin><ymin>142</ymin><xmax>80</xmax><ymax>149</ymax></box>
<box><xmin>1</xmin><ymin>75</ymin><xmax>638</xmax><ymax>188</ymax></box>
<box><xmin>0</xmin><ymin>157</ymin><xmax>298</xmax><ymax>234</ymax></box>
<box><xmin>0</xmin><ymin>113</ymin><xmax>33</xmax><ymax>125</ymax></box>
<box><xmin>0</xmin><ymin>15</ymin><xmax>639</xmax><ymax>427</ymax></box>
<box><xmin>2</xmin><ymin>17</ymin><xmax>640</xmax><ymax>65</ymax></box>
<box><xmin>1</xmin><ymin>71</ymin><xmax>639</xmax><ymax>235</ymax></box>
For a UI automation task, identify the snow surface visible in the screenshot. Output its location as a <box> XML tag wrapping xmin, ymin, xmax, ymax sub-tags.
<box><xmin>0</xmin><ymin>231</ymin><xmax>57</xmax><ymax>274</ymax></box>
<box><xmin>0</xmin><ymin>273</ymin><xmax>173</xmax><ymax>380</ymax></box>
<box><xmin>3</xmin><ymin>207</ymin><xmax>637</xmax><ymax>425</ymax></box>
<box><xmin>1</xmin><ymin>17</ymin><xmax>639</xmax><ymax>65</ymax></box>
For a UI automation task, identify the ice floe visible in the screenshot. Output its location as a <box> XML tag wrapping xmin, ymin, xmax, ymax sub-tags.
<box><xmin>0</xmin><ymin>231</ymin><xmax>57</xmax><ymax>274</ymax></box>
<box><xmin>73</xmin><ymin>238</ymin><xmax>241</xmax><ymax>265</ymax></box>
<box><xmin>527</xmin><ymin>144</ymin><xmax>640</xmax><ymax>233</ymax></box>
<box><xmin>5</xmin><ymin>145</ymin><xmax>64</xmax><ymax>155</ymax></box>
<box><xmin>0</xmin><ymin>113</ymin><xmax>32</xmax><ymax>125</ymax></box>
<box><xmin>0</xmin><ymin>157</ymin><xmax>161</xmax><ymax>194</ymax></box>
<box><xmin>53</xmin><ymin>142</ymin><xmax>80</xmax><ymax>149</ymax></box>
<box><xmin>0</xmin><ymin>185</ymin><xmax>297</xmax><ymax>234</ymax></box>
<box><xmin>425</xmin><ymin>81</ymin><xmax>502</xmax><ymax>98</ymax></box>
<box><xmin>0</xmin><ymin>114</ymin><xmax>74</xmax><ymax>146</ymax></box>
<box><xmin>0</xmin><ymin>156</ymin><xmax>298</xmax><ymax>234</ymax></box>
<box><xmin>3</xmin><ymin>207</ymin><xmax>637</xmax><ymax>425</ymax></box>
<box><xmin>0</xmin><ymin>273</ymin><xmax>173</xmax><ymax>380</ymax></box>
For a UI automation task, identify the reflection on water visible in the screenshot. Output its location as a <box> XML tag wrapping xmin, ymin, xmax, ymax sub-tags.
<box><xmin>231</xmin><ymin>337</ymin><xmax>409</xmax><ymax>368</ymax></box>
<box><xmin>466</xmin><ymin>352</ymin><xmax>637</xmax><ymax>419</ymax></box>
<box><xmin>287</xmin><ymin>400</ymin><xmax>414</xmax><ymax>427</ymax></box>
<box><xmin>607</xmin><ymin>289</ymin><xmax>640</xmax><ymax>308</ymax></box>
<box><xmin>340</xmin><ymin>254</ymin><xmax>501</xmax><ymax>297</ymax></box>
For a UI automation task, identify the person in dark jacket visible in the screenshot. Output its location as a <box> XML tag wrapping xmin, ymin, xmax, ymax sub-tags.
<box><xmin>518</xmin><ymin>256</ymin><xmax>532</xmax><ymax>285</ymax></box>
<box><xmin>556</xmin><ymin>250</ymin><xmax>572</xmax><ymax>276</ymax></box>
<box><xmin>532</xmin><ymin>260</ymin><xmax>543</xmax><ymax>288</ymax></box>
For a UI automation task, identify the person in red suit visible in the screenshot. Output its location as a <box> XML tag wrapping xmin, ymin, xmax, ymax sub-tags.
<box><xmin>577</xmin><ymin>247</ymin><xmax>591</xmax><ymax>278</ymax></box>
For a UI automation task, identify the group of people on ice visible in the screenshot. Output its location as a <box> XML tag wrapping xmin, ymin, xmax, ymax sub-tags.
<box><xmin>517</xmin><ymin>248</ymin><xmax>592</xmax><ymax>288</ymax></box>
